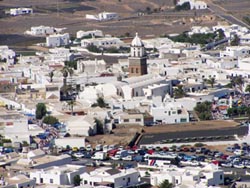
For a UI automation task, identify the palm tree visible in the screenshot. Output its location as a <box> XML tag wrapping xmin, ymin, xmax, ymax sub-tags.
<box><xmin>206</xmin><ymin>77</ymin><xmax>216</xmax><ymax>88</ymax></box>
<box><xmin>158</xmin><ymin>180</ymin><xmax>173</xmax><ymax>188</ymax></box>
<box><xmin>61</xmin><ymin>67</ymin><xmax>74</xmax><ymax>86</ymax></box>
<box><xmin>67</xmin><ymin>100</ymin><xmax>76</xmax><ymax>115</ymax></box>
<box><xmin>174</xmin><ymin>85</ymin><xmax>186</xmax><ymax>99</ymax></box>
<box><xmin>245</xmin><ymin>84</ymin><xmax>250</xmax><ymax>93</ymax></box>
<box><xmin>230</xmin><ymin>75</ymin><xmax>244</xmax><ymax>92</ymax></box>
<box><xmin>49</xmin><ymin>70</ymin><xmax>54</xmax><ymax>83</ymax></box>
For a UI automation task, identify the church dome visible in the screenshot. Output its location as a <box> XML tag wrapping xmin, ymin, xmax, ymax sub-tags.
<box><xmin>131</xmin><ymin>33</ymin><xmax>144</xmax><ymax>47</ymax></box>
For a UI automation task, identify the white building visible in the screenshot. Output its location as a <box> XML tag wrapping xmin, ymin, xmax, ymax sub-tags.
<box><xmin>150</xmin><ymin>164</ymin><xmax>224</xmax><ymax>187</ymax></box>
<box><xmin>177</xmin><ymin>0</ymin><xmax>207</xmax><ymax>10</ymax></box>
<box><xmin>25</xmin><ymin>25</ymin><xmax>55</xmax><ymax>36</ymax></box>
<box><xmin>0</xmin><ymin>46</ymin><xmax>16</xmax><ymax>64</ymax></box>
<box><xmin>81</xmin><ymin>37</ymin><xmax>123</xmax><ymax>48</ymax></box>
<box><xmin>46</xmin><ymin>33</ymin><xmax>70</xmax><ymax>47</ymax></box>
<box><xmin>46</xmin><ymin>47</ymin><xmax>74</xmax><ymax>62</ymax></box>
<box><xmin>240</xmin><ymin>33</ymin><xmax>250</xmax><ymax>45</ymax></box>
<box><xmin>1</xmin><ymin>174</ymin><xmax>36</xmax><ymax>188</ymax></box>
<box><xmin>220</xmin><ymin>46</ymin><xmax>250</xmax><ymax>58</ymax></box>
<box><xmin>81</xmin><ymin>167</ymin><xmax>140</xmax><ymax>188</ymax></box>
<box><xmin>9</xmin><ymin>8</ymin><xmax>33</xmax><ymax>16</ymax></box>
<box><xmin>77</xmin><ymin>59</ymin><xmax>106</xmax><ymax>74</ymax></box>
<box><xmin>86</xmin><ymin>12</ymin><xmax>119</xmax><ymax>21</ymax></box>
<box><xmin>115</xmin><ymin>74</ymin><xmax>169</xmax><ymax>100</ymax></box>
<box><xmin>30</xmin><ymin>164</ymin><xmax>86</xmax><ymax>185</ymax></box>
<box><xmin>66</xmin><ymin>115</ymin><xmax>97</xmax><ymax>136</ymax></box>
<box><xmin>77</xmin><ymin>30</ymin><xmax>104</xmax><ymax>39</ymax></box>
<box><xmin>238</xmin><ymin>57</ymin><xmax>250</xmax><ymax>71</ymax></box>
<box><xmin>150</xmin><ymin>99</ymin><xmax>189</xmax><ymax>124</ymax></box>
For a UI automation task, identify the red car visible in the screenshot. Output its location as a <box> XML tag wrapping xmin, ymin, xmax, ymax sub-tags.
<box><xmin>220</xmin><ymin>154</ymin><xmax>229</xmax><ymax>160</ymax></box>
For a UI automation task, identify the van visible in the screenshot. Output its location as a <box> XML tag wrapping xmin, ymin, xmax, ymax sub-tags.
<box><xmin>91</xmin><ymin>151</ymin><xmax>107</xmax><ymax>160</ymax></box>
<box><xmin>95</xmin><ymin>144</ymin><xmax>103</xmax><ymax>151</ymax></box>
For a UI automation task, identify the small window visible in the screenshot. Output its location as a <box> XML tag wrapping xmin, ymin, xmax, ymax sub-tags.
<box><xmin>50</xmin><ymin>179</ymin><xmax>53</xmax><ymax>184</ymax></box>
<box><xmin>136</xmin><ymin>119</ymin><xmax>141</xmax><ymax>122</ymax></box>
<box><xmin>136</xmin><ymin>68</ymin><xmax>139</xmax><ymax>73</ymax></box>
<box><xmin>220</xmin><ymin>175</ymin><xmax>223</xmax><ymax>180</ymax></box>
<box><xmin>124</xmin><ymin>119</ymin><xmax>129</xmax><ymax>122</ymax></box>
<box><xmin>131</xmin><ymin>68</ymin><xmax>134</xmax><ymax>73</ymax></box>
<box><xmin>84</xmin><ymin>180</ymin><xmax>87</xmax><ymax>184</ymax></box>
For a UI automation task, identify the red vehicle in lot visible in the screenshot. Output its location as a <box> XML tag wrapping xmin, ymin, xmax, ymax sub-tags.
<box><xmin>220</xmin><ymin>154</ymin><xmax>229</xmax><ymax>160</ymax></box>
<box><xmin>108</xmin><ymin>149</ymin><xmax>119</xmax><ymax>157</ymax></box>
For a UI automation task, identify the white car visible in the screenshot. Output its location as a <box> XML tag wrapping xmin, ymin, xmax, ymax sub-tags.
<box><xmin>221</xmin><ymin>162</ymin><xmax>233</xmax><ymax>168</ymax></box>
<box><xmin>122</xmin><ymin>155</ymin><xmax>133</xmax><ymax>161</ymax></box>
<box><xmin>73</xmin><ymin>152</ymin><xmax>84</xmax><ymax>158</ymax></box>
<box><xmin>233</xmin><ymin>162</ymin><xmax>245</xmax><ymax>169</ymax></box>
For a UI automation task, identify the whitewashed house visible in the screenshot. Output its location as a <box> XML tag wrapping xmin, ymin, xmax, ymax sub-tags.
<box><xmin>77</xmin><ymin>30</ymin><xmax>104</xmax><ymax>39</ymax></box>
<box><xmin>77</xmin><ymin>59</ymin><xmax>106</xmax><ymax>74</ymax></box>
<box><xmin>30</xmin><ymin>165</ymin><xmax>86</xmax><ymax>185</ymax></box>
<box><xmin>1</xmin><ymin>175</ymin><xmax>36</xmax><ymax>188</ymax></box>
<box><xmin>25</xmin><ymin>25</ymin><xmax>55</xmax><ymax>36</ymax></box>
<box><xmin>150</xmin><ymin>99</ymin><xmax>189</xmax><ymax>124</ymax></box>
<box><xmin>86</xmin><ymin>12</ymin><xmax>119</xmax><ymax>21</ymax></box>
<box><xmin>9</xmin><ymin>8</ymin><xmax>33</xmax><ymax>16</ymax></box>
<box><xmin>45</xmin><ymin>47</ymin><xmax>74</xmax><ymax>62</ymax></box>
<box><xmin>81</xmin><ymin>37</ymin><xmax>123</xmax><ymax>48</ymax></box>
<box><xmin>240</xmin><ymin>33</ymin><xmax>250</xmax><ymax>45</ymax></box>
<box><xmin>46</xmin><ymin>33</ymin><xmax>70</xmax><ymax>47</ymax></box>
<box><xmin>0</xmin><ymin>46</ymin><xmax>15</xmax><ymax>64</ymax></box>
<box><xmin>220</xmin><ymin>46</ymin><xmax>250</xmax><ymax>58</ymax></box>
<box><xmin>66</xmin><ymin>115</ymin><xmax>97</xmax><ymax>136</ymax></box>
<box><xmin>81</xmin><ymin>167</ymin><xmax>140</xmax><ymax>188</ymax></box>
<box><xmin>177</xmin><ymin>0</ymin><xmax>207</xmax><ymax>10</ymax></box>
<box><xmin>238</xmin><ymin>57</ymin><xmax>250</xmax><ymax>71</ymax></box>
<box><xmin>150</xmin><ymin>164</ymin><xmax>224</xmax><ymax>187</ymax></box>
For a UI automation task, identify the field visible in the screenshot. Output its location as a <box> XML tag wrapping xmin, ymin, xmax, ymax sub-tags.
<box><xmin>0</xmin><ymin>0</ymin><xmax>217</xmax><ymax>47</ymax></box>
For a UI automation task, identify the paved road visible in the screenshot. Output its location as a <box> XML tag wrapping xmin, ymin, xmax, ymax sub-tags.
<box><xmin>139</xmin><ymin>126</ymin><xmax>248</xmax><ymax>145</ymax></box>
<box><xmin>207</xmin><ymin>1</ymin><xmax>250</xmax><ymax>28</ymax></box>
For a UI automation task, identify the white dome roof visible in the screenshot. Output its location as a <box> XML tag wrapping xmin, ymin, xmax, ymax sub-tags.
<box><xmin>131</xmin><ymin>33</ymin><xmax>144</xmax><ymax>47</ymax></box>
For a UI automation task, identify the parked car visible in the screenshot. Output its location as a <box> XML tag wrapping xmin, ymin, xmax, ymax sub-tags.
<box><xmin>226</xmin><ymin>146</ymin><xmax>234</xmax><ymax>152</ymax></box>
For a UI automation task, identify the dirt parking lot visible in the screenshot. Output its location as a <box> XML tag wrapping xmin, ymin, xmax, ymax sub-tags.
<box><xmin>87</xmin><ymin>120</ymin><xmax>241</xmax><ymax>146</ymax></box>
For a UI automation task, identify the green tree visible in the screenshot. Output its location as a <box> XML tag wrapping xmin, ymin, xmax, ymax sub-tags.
<box><xmin>158</xmin><ymin>179</ymin><xmax>173</xmax><ymax>188</ymax></box>
<box><xmin>174</xmin><ymin>85</ymin><xmax>186</xmax><ymax>98</ymax></box>
<box><xmin>43</xmin><ymin>116</ymin><xmax>59</xmax><ymax>125</ymax></box>
<box><xmin>86</xmin><ymin>44</ymin><xmax>101</xmax><ymax>53</ymax></box>
<box><xmin>175</xmin><ymin>2</ymin><xmax>190</xmax><ymax>11</ymax></box>
<box><xmin>97</xmin><ymin>97</ymin><xmax>106</xmax><ymax>108</ymax></box>
<box><xmin>230</xmin><ymin>34</ymin><xmax>240</xmax><ymax>46</ymax></box>
<box><xmin>95</xmin><ymin>118</ymin><xmax>104</xmax><ymax>134</ymax></box>
<box><xmin>206</xmin><ymin>77</ymin><xmax>216</xmax><ymax>88</ymax></box>
<box><xmin>73</xmin><ymin>175</ymin><xmax>82</xmax><ymax>186</ymax></box>
<box><xmin>65</xmin><ymin>60</ymin><xmax>77</xmax><ymax>70</ymax></box>
<box><xmin>245</xmin><ymin>84</ymin><xmax>250</xmax><ymax>93</ymax></box>
<box><xmin>194</xmin><ymin>101</ymin><xmax>212</xmax><ymax>120</ymax></box>
<box><xmin>36</xmin><ymin>103</ymin><xmax>47</xmax><ymax>119</ymax></box>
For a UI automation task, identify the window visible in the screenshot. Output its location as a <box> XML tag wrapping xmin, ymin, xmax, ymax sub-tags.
<box><xmin>136</xmin><ymin>119</ymin><xmax>141</xmax><ymax>122</ymax></box>
<box><xmin>40</xmin><ymin>178</ymin><xmax>43</xmax><ymax>184</ymax></box>
<box><xmin>128</xmin><ymin>177</ymin><xmax>131</xmax><ymax>183</ymax></box>
<box><xmin>136</xmin><ymin>68</ymin><xmax>139</xmax><ymax>73</ymax></box>
<box><xmin>220</xmin><ymin>175</ymin><xmax>223</xmax><ymax>180</ymax></box>
<box><xmin>124</xmin><ymin>119</ymin><xmax>129</xmax><ymax>122</ymax></box>
<box><xmin>50</xmin><ymin>179</ymin><xmax>53</xmax><ymax>184</ymax></box>
<box><xmin>131</xmin><ymin>68</ymin><xmax>134</xmax><ymax>73</ymax></box>
<box><xmin>84</xmin><ymin>180</ymin><xmax>87</xmax><ymax>184</ymax></box>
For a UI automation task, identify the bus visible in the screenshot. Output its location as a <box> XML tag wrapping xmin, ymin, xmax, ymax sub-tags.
<box><xmin>144</xmin><ymin>152</ymin><xmax>180</xmax><ymax>166</ymax></box>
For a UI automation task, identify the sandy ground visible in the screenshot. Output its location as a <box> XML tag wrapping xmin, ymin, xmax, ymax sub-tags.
<box><xmin>87</xmin><ymin>120</ymin><xmax>239</xmax><ymax>146</ymax></box>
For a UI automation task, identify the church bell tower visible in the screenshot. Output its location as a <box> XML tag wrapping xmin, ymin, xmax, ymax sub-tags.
<box><xmin>128</xmin><ymin>33</ymin><xmax>147</xmax><ymax>77</ymax></box>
